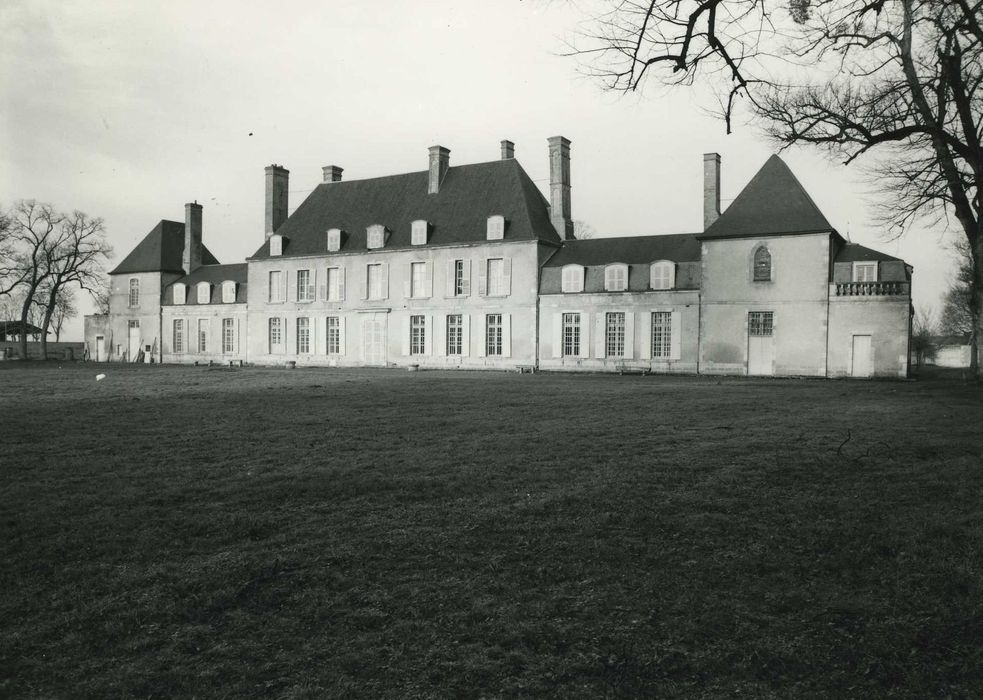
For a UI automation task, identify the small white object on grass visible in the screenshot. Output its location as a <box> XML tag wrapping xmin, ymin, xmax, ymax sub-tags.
<box><xmin>96</xmin><ymin>373</ymin><xmax>106</xmax><ymax>381</ymax></box>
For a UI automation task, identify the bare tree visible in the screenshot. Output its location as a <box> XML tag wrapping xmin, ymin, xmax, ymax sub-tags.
<box><xmin>940</xmin><ymin>238</ymin><xmax>974</xmax><ymax>334</ymax></box>
<box><xmin>570</xmin><ymin>0</ymin><xmax>982</xmax><ymax>374</ymax></box>
<box><xmin>7</xmin><ymin>201</ymin><xmax>63</xmax><ymax>360</ymax></box>
<box><xmin>50</xmin><ymin>287</ymin><xmax>78</xmax><ymax>343</ymax></box>
<box><xmin>0</xmin><ymin>205</ymin><xmax>28</xmax><ymax>299</ymax></box>
<box><xmin>91</xmin><ymin>275</ymin><xmax>112</xmax><ymax>315</ymax></box>
<box><xmin>573</xmin><ymin>220</ymin><xmax>598</xmax><ymax>239</ymax></box>
<box><xmin>911</xmin><ymin>304</ymin><xmax>938</xmax><ymax>366</ymax></box>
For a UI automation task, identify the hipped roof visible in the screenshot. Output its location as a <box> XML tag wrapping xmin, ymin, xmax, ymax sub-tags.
<box><xmin>544</xmin><ymin>233</ymin><xmax>702</xmax><ymax>267</ymax></box>
<box><xmin>110</xmin><ymin>220</ymin><xmax>219</xmax><ymax>275</ymax></box>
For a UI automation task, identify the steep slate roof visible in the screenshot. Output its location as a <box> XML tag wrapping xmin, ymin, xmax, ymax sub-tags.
<box><xmin>249</xmin><ymin>158</ymin><xmax>560</xmax><ymax>260</ymax></box>
<box><xmin>110</xmin><ymin>220</ymin><xmax>219</xmax><ymax>275</ymax></box>
<box><xmin>544</xmin><ymin>233</ymin><xmax>702</xmax><ymax>267</ymax></box>
<box><xmin>835</xmin><ymin>242</ymin><xmax>903</xmax><ymax>263</ymax></box>
<box><xmin>162</xmin><ymin>263</ymin><xmax>248</xmax><ymax>305</ymax></box>
<box><xmin>701</xmin><ymin>155</ymin><xmax>833</xmax><ymax>239</ymax></box>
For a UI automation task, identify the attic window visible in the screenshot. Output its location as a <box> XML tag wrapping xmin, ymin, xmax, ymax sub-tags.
<box><xmin>487</xmin><ymin>215</ymin><xmax>505</xmax><ymax>241</ymax></box>
<box><xmin>561</xmin><ymin>265</ymin><xmax>584</xmax><ymax>293</ymax></box>
<box><xmin>222</xmin><ymin>281</ymin><xmax>236</xmax><ymax>303</ymax></box>
<box><xmin>173</xmin><ymin>283</ymin><xmax>186</xmax><ymax>305</ymax></box>
<box><xmin>367</xmin><ymin>224</ymin><xmax>387</xmax><ymax>249</ymax></box>
<box><xmin>650</xmin><ymin>261</ymin><xmax>675</xmax><ymax>290</ymax></box>
<box><xmin>270</xmin><ymin>234</ymin><xmax>283</xmax><ymax>257</ymax></box>
<box><xmin>604</xmin><ymin>263</ymin><xmax>629</xmax><ymax>292</ymax></box>
<box><xmin>853</xmin><ymin>262</ymin><xmax>877</xmax><ymax>282</ymax></box>
<box><xmin>411</xmin><ymin>220</ymin><xmax>428</xmax><ymax>246</ymax></box>
<box><xmin>196</xmin><ymin>282</ymin><xmax>211</xmax><ymax>304</ymax></box>
<box><xmin>327</xmin><ymin>228</ymin><xmax>342</xmax><ymax>252</ymax></box>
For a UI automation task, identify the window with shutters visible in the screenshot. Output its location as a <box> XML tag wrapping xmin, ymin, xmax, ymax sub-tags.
<box><xmin>604</xmin><ymin>264</ymin><xmax>628</xmax><ymax>292</ymax></box>
<box><xmin>297</xmin><ymin>269</ymin><xmax>314</xmax><ymax>302</ymax></box>
<box><xmin>561</xmin><ymin>265</ymin><xmax>584</xmax><ymax>293</ymax></box>
<box><xmin>222</xmin><ymin>281</ymin><xmax>236</xmax><ymax>303</ymax></box>
<box><xmin>327</xmin><ymin>228</ymin><xmax>342</xmax><ymax>252</ymax></box>
<box><xmin>486</xmin><ymin>314</ymin><xmax>503</xmax><ymax>356</ymax></box>
<box><xmin>270</xmin><ymin>234</ymin><xmax>283</xmax><ymax>256</ymax></box>
<box><xmin>326</xmin><ymin>267</ymin><xmax>342</xmax><ymax>301</ymax></box>
<box><xmin>753</xmin><ymin>246</ymin><xmax>772</xmax><ymax>282</ymax></box>
<box><xmin>296</xmin><ymin>317</ymin><xmax>311</xmax><ymax>354</ymax></box>
<box><xmin>410</xmin><ymin>262</ymin><xmax>428</xmax><ymax>298</ymax></box>
<box><xmin>651</xmin><ymin>311</ymin><xmax>672</xmax><ymax>358</ymax></box>
<box><xmin>367</xmin><ymin>225</ymin><xmax>386</xmax><ymax>249</ymax></box>
<box><xmin>410</xmin><ymin>315</ymin><xmax>426</xmax><ymax>355</ymax></box>
<box><xmin>128</xmin><ymin>278</ymin><xmax>140</xmax><ymax>307</ymax></box>
<box><xmin>173</xmin><ymin>319</ymin><xmax>184</xmax><ymax>353</ymax></box>
<box><xmin>173</xmin><ymin>283</ymin><xmax>186</xmax><ymax>305</ymax></box>
<box><xmin>367</xmin><ymin>264</ymin><xmax>385</xmax><ymax>300</ymax></box>
<box><xmin>749</xmin><ymin>311</ymin><xmax>774</xmax><ymax>336</ymax></box>
<box><xmin>486</xmin><ymin>215</ymin><xmax>505</xmax><ymax>240</ymax></box>
<box><xmin>268</xmin><ymin>317</ymin><xmax>283</xmax><ymax>353</ymax></box>
<box><xmin>853</xmin><ymin>262</ymin><xmax>877</xmax><ymax>282</ymax></box>
<box><xmin>222</xmin><ymin>318</ymin><xmax>235</xmax><ymax>353</ymax></box>
<box><xmin>487</xmin><ymin>258</ymin><xmax>507</xmax><ymax>296</ymax></box>
<box><xmin>446</xmin><ymin>314</ymin><xmax>462</xmax><ymax>355</ymax></box>
<box><xmin>562</xmin><ymin>313</ymin><xmax>581</xmax><ymax>356</ymax></box>
<box><xmin>650</xmin><ymin>261</ymin><xmax>675</xmax><ymax>290</ymax></box>
<box><xmin>411</xmin><ymin>220</ymin><xmax>428</xmax><ymax>245</ymax></box>
<box><xmin>197</xmin><ymin>319</ymin><xmax>208</xmax><ymax>352</ymax></box>
<box><xmin>327</xmin><ymin>316</ymin><xmax>341</xmax><ymax>354</ymax></box>
<box><xmin>196</xmin><ymin>283</ymin><xmax>210</xmax><ymax>304</ymax></box>
<box><xmin>453</xmin><ymin>260</ymin><xmax>468</xmax><ymax>296</ymax></box>
<box><xmin>605</xmin><ymin>312</ymin><xmax>625</xmax><ymax>357</ymax></box>
<box><xmin>269</xmin><ymin>271</ymin><xmax>283</xmax><ymax>303</ymax></box>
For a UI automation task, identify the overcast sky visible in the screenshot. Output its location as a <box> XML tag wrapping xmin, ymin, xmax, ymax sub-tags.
<box><xmin>1</xmin><ymin>0</ymin><xmax>959</xmax><ymax>340</ymax></box>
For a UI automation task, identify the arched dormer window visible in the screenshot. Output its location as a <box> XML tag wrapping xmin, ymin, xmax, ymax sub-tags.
<box><xmin>604</xmin><ymin>263</ymin><xmax>629</xmax><ymax>292</ymax></box>
<box><xmin>411</xmin><ymin>220</ymin><xmax>429</xmax><ymax>245</ymax></box>
<box><xmin>561</xmin><ymin>264</ymin><xmax>585</xmax><ymax>293</ymax></box>
<box><xmin>753</xmin><ymin>246</ymin><xmax>772</xmax><ymax>282</ymax></box>
<box><xmin>486</xmin><ymin>215</ymin><xmax>505</xmax><ymax>241</ymax></box>
<box><xmin>173</xmin><ymin>283</ymin><xmax>186</xmax><ymax>305</ymax></box>
<box><xmin>221</xmin><ymin>281</ymin><xmax>236</xmax><ymax>304</ymax></box>
<box><xmin>650</xmin><ymin>260</ymin><xmax>675</xmax><ymax>290</ymax></box>
<box><xmin>367</xmin><ymin>224</ymin><xmax>387</xmax><ymax>249</ymax></box>
<box><xmin>196</xmin><ymin>282</ymin><xmax>211</xmax><ymax>304</ymax></box>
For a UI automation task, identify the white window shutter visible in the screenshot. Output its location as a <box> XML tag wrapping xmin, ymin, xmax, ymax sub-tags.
<box><xmin>402</xmin><ymin>316</ymin><xmax>410</xmax><ymax>356</ymax></box>
<box><xmin>425</xmin><ymin>261</ymin><xmax>433</xmax><ymax>298</ymax></box>
<box><xmin>424</xmin><ymin>315</ymin><xmax>433</xmax><ymax>355</ymax></box>
<box><xmin>436</xmin><ymin>314</ymin><xmax>446</xmax><ymax>356</ymax></box>
<box><xmin>462</xmin><ymin>259</ymin><xmax>471</xmax><ymax>296</ymax></box>
<box><xmin>462</xmin><ymin>314</ymin><xmax>471</xmax><ymax>357</ymax></box>
<box><xmin>234</xmin><ymin>317</ymin><xmax>241</xmax><ymax>354</ymax></box>
<box><xmin>502</xmin><ymin>313</ymin><xmax>512</xmax><ymax>358</ymax></box>
<box><xmin>477</xmin><ymin>259</ymin><xmax>487</xmax><ymax>296</ymax></box>
<box><xmin>404</xmin><ymin>263</ymin><xmax>412</xmax><ymax>298</ymax></box>
<box><xmin>316</xmin><ymin>316</ymin><xmax>327</xmax><ymax>354</ymax></box>
<box><xmin>446</xmin><ymin>260</ymin><xmax>456</xmax><ymax>297</ymax></box>
<box><xmin>287</xmin><ymin>273</ymin><xmax>295</xmax><ymax>303</ymax></box>
<box><xmin>478</xmin><ymin>315</ymin><xmax>487</xmax><ymax>357</ymax></box>
<box><xmin>338</xmin><ymin>316</ymin><xmax>347</xmax><ymax>355</ymax></box>
<box><xmin>337</xmin><ymin>267</ymin><xmax>346</xmax><ymax>301</ymax></box>
<box><xmin>503</xmin><ymin>258</ymin><xmax>512</xmax><ymax>296</ymax></box>
<box><xmin>595</xmin><ymin>314</ymin><xmax>606</xmax><ymax>358</ymax></box>
<box><xmin>670</xmin><ymin>310</ymin><xmax>682</xmax><ymax>360</ymax></box>
<box><xmin>579</xmin><ymin>311</ymin><xmax>591</xmax><ymax>359</ymax></box>
<box><xmin>552</xmin><ymin>313</ymin><xmax>562</xmax><ymax>358</ymax></box>
<box><xmin>317</xmin><ymin>269</ymin><xmax>326</xmax><ymax>301</ymax></box>
<box><xmin>639</xmin><ymin>311</ymin><xmax>652</xmax><ymax>360</ymax></box>
<box><xmin>280</xmin><ymin>273</ymin><xmax>288</xmax><ymax>303</ymax></box>
<box><xmin>624</xmin><ymin>311</ymin><xmax>635</xmax><ymax>359</ymax></box>
<box><xmin>361</xmin><ymin>266</ymin><xmax>369</xmax><ymax>300</ymax></box>
<box><xmin>381</xmin><ymin>263</ymin><xmax>389</xmax><ymax>300</ymax></box>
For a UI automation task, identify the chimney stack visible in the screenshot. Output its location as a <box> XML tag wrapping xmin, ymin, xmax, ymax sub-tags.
<box><xmin>548</xmin><ymin>136</ymin><xmax>573</xmax><ymax>240</ymax></box>
<box><xmin>703</xmin><ymin>153</ymin><xmax>721</xmax><ymax>230</ymax></box>
<box><xmin>265</xmin><ymin>164</ymin><xmax>289</xmax><ymax>239</ymax></box>
<box><xmin>183</xmin><ymin>202</ymin><xmax>203</xmax><ymax>275</ymax></box>
<box><xmin>428</xmin><ymin>145</ymin><xmax>450</xmax><ymax>195</ymax></box>
<box><xmin>322</xmin><ymin>165</ymin><xmax>343</xmax><ymax>183</ymax></box>
<box><xmin>501</xmin><ymin>140</ymin><xmax>514</xmax><ymax>160</ymax></box>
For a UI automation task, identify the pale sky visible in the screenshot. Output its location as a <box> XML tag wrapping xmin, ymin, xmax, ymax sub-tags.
<box><xmin>1</xmin><ymin>0</ymin><xmax>959</xmax><ymax>340</ymax></box>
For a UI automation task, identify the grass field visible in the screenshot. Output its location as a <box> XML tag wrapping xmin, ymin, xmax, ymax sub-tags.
<box><xmin>2</xmin><ymin>363</ymin><xmax>982</xmax><ymax>698</ymax></box>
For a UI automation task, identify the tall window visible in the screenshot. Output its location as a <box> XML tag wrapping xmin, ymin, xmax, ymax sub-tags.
<box><xmin>326</xmin><ymin>267</ymin><xmax>343</xmax><ymax>301</ymax></box>
<box><xmin>269</xmin><ymin>234</ymin><xmax>283</xmax><ymax>256</ymax></box>
<box><xmin>410</xmin><ymin>262</ymin><xmax>427</xmax><ymax>298</ymax></box>
<box><xmin>561</xmin><ymin>265</ymin><xmax>584</xmax><ymax>293</ymax></box>
<box><xmin>327</xmin><ymin>228</ymin><xmax>342</xmax><ymax>252</ymax></box>
<box><xmin>297</xmin><ymin>269</ymin><xmax>314</xmax><ymax>302</ymax></box>
<box><xmin>269</xmin><ymin>271</ymin><xmax>283</xmax><ymax>302</ymax></box>
<box><xmin>650</xmin><ymin>261</ymin><xmax>675</xmax><ymax>290</ymax></box>
<box><xmin>487</xmin><ymin>258</ymin><xmax>506</xmax><ymax>296</ymax></box>
<box><xmin>173</xmin><ymin>283</ymin><xmax>186</xmax><ymax>305</ymax></box>
<box><xmin>128</xmin><ymin>278</ymin><xmax>140</xmax><ymax>307</ymax></box>
<box><xmin>198</xmin><ymin>319</ymin><xmax>208</xmax><ymax>352</ymax></box>
<box><xmin>486</xmin><ymin>314</ymin><xmax>503</xmax><ymax>356</ymax></box>
<box><xmin>854</xmin><ymin>262</ymin><xmax>877</xmax><ymax>282</ymax></box>
<box><xmin>753</xmin><ymin>247</ymin><xmax>772</xmax><ymax>282</ymax></box>
<box><xmin>367</xmin><ymin>224</ymin><xmax>386</xmax><ymax>249</ymax></box>
<box><xmin>411</xmin><ymin>220</ymin><xmax>428</xmax><ymax>245</ymax></box>
<box><xmin>327</xmin><ymin>316</ymin><xmax>340</xmax><ymax>354</ymax></box>
<box><xmin>652</xmin><ymin>311</ymin><xmax>672</xmax><ymax>359</ymax></box>
<box><xmin>486</xmin><ymin>215</ymin><xmax>505</xmax><ymax>240</ymax></box>
<box><xmin>453</xmin><ymin>260</ymin><xmax>468</xmax><ymax>296</ymax></box>
<box><xmin>605</xmin><ymin>312</ymin><xmax>625</xmax><ymax>357</ymax></box>
<box><xmin>297</xmin><ymin>317</ymin><xmax>310</xmax><ymax>353</ymax></box>
<box><xmin>446</xmin><ymin>314</ymin><xmax>462</xmax><ymax>355</ymax></box>
<box><xmin>173</xmin><ymin>319</ymin><xmax>184</xmax><ymax>353</ymax></box>
<box><xmin>749</xmin><ymin>311</ymin><xmax>774</xmax><ymax>336</ymax></box>
<box><xmin>197</xmin><ymin>283</ymin><xmax>210</xmax><ymax>304</ymax></box>
<box><xmin>222</xmin><ymin>318</ymin><xmax>235</xmax><ymax>353</ymax></box>
<box><xmin>222</xmin><ymin>281</ymin><xmax>236</xmax><ymax>303</ymax></box>
<box><xmin>604</xmin><ymin>264</ymin><xmax>628</xmax><ymax>292</ymax></box>
<box><xmin>410</xmin><ymin>315</ymin><xmax>426</xmax><ymax>355</ymax></box>
<box><xmin>269</xmin><ymin>317</ymin><xmax>282</xmax><ymax>353</ymax></box>
<box><xmin>562</xmin><ymin>313</ymin><xmax>581</xmax><ymax>356</ymax></box>
<box><xmin>367</xmin><ymin>263</ymin><xmax>384</xmax><ymax>300</ymax></box>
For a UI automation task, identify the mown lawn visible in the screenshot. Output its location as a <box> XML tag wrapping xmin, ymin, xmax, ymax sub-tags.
<box><xmin>1</xmin><ymin>363</ymin><xmax>982</xmax><ymax>698</ymax></box>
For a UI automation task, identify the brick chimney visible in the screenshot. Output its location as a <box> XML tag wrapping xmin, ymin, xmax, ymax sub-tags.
<box><xmin>501</xmin><ymin>140</ymin><xmax>514</xmax><ymax>160</ymax></box>
<box><xmin>428</xmin><ymin>145</ymin><xmax>449</xmax><ymax>195</ymax></box>
<box><xmin>265</xmin><ymin>164</ymin><xmax>289</xmax><ymax>239</ymax></box>
<box><xmin>182</xmin><ymin>201</ymin><xmax>202</xmax><ymax>275</ymax></box>
<box><xmin>322</xmin><ymin>165</ymin><xmax>343</xmax><ymax>183</ymax></box>
<box><xmin>548</xmin><ymin>136</ymin><xmax>573</xmax><ymax>240</ymax></box>
<box><xmin>703</xmin><ymin>153</ymin><xmax>721</xmax><ymax>230</ymax></box>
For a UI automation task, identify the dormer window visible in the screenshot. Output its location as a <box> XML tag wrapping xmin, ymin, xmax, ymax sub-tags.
<box><xmin>196</xmin><ymin>282</ymin><xmax>211</xmax><ymax>304</ymax></box>
<box><xmin>561</xmin><ymin>264</ymin><xmax>585</xmax><ymax>293</ymax></box>
<box><xmin>753</xmin><ymin>246</ymin><xmax>772</xmax><ymax>282</ymax></box>
<box><xmin>604</xmin><ymin>263</ymin><xmax>629</xmax><ymax>292</ymax></box>
<box><xmin>853</xmin><ymin>262</ymin><xmax>877</xmax><ymax>282</ymax></box>
<box><xmin>221</xmin><ymin>281</ymin><xmax>236</xmax><ymax>303</ymax></box>
<box><xmin>411</xmin><ymin>220</ymin><xmax>429</xmax><ymax>246</ymax></box>
<box><xmin>172</xmin><ymin>283</ymin><xmax>186</xmax><ymax>305</ymax></box>
<box><xmin>486</xmin><ymin>215</ymin><xmax>505</xmax><ymax>241</ymax></box>
<box><xmin>650</xmin><ymin>260</ymin><xmax>675</xmax><ymax>290</ymax></box>
<box><xmin>367</xmin><ymin>224</ymin><xmax>387</xmax><ymax>249</ymax></box>
<box><xmin>270</xmin><ymin>234</ymin><xmax>283</xmax><ymax>257</ymax></box>
<box><xmin>327</xmin><ymin>228</ymin><xmax>343</xmax><ymax>252</ymax></box>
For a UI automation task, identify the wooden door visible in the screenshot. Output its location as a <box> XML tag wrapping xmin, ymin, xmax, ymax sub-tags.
<box><xmin>851</xmin><ymin>335</ymin><xmax>872</xmax><ymax>378</ymax></box>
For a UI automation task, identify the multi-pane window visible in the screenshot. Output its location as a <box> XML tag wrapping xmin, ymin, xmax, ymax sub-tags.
<box><xmin>297</xmin><ymin>270</ymin><xmax>314</xmax><ymax>302</ymax></box>
<box><xmin>486</xmin><ymin>215</ymin><xmax>505</xmax><ymax>240</ymax></box>
<box><xmin>367</xmin><ymin>263</ymin><xmax>384</xmax><ymax>300</ymax></box>
<box><xmin>269</xmin><ymin>235</ymin><xmax>283</xmax><ymax>256</ymax></box>
<box><xmin>604</xmin><ymin>264</ymin><xmax>628</xmax><ymax>292</ymax></box>
<box><xmin>650</xmin><ymin>261</ymin><xmax>675</xmax><ymax>290</ymax></box>
<box><xmin>410</xmin><ymin>315</ymin><xmax>426</xmax><ymax>355</ymax></box>
<box><xmin>605</xmin><ymin>312</ymin><xmax>625</xmax><ymax>357</ymax></box>
<box><xmin>446</xmin><ymin>314</ymin><xmax>463</xmax><ymax>355</ymax></box>
<box><xmin>327</xmin><ymin>316</ymin><xmax>341</xmax><ymax>354</ymax></box>
<box><xmin>562</xmin><ymin>313</ymin><xmax>581</xmax><ymax>356</ymax></box>
<box><xmin>326</xmin><ymin>267</ymin><xmax>342</xmax><ymax>301</ymax></box>
<box><xmin>222</xmin><ymin>318</ymin><xmax>234</xmax><ymax>353</ymax></box>
<box><xmin>197</xmin><ymin>283</ymin><xmax>210</xmax><ymax>304</ymax></box>
<box><xmin>297</xmin><ymin>317</ymin><xmax>311</xmax><ymax>353</ymax></box>
<box><xmin>269</xmin><ymin>271</ymin><xmax>283</xmax><ymax>302</ymax></box>
<box><xmin>487</xmin><ymin>258</ymin><xmax>506</xmax><ymax>296</ymax></box>
<box><xmin>410</xmin><ymin>262</ymin><xmax>427</xmax><ymax>298</ymax></box>
<box><xmin>198</xmin><ymin>319</ymin><xmax>208</xmax><ymax>352</ymax></box>
<box><xmin>453</xmin><ymin>260</ymin><xmax>468</xmax><ymax>296</ymax></box>
<box><xmin>269</xmin><ymin>317</ymin><xmax>282</xmax><ymax>352</ymax></box>
<box><xmin>128</xmin><ymin>278</ymin><xmax>140</xmax><ymax>307</ymax></box>
<box><xmin>173</xmin><ymin>283</ymin><xmax>186</xmax><ymax>305</ymax></box>
<box><xmin>854</xmin><ymin>262</ymin><xmax>877</xmax><ymax>282</ymax></box>
<box><xmin>753</xmin><ymin>247</ymin><xmax>772</xmax><ymax>281</ymax></box>
<box><xmin>173</xmin><ymin>319</ymin><xmax>184</xmax><ymax>353</ymax></box>
<box><xmin>411</xmin><ymin>220</ymin><xmax>428</xmax><ymax>245</ymax></box>
<box><xmin>367</xmin><ymin>225</ymin><xmax>386</xmax><ymax>249</ymax></box>
<box><xmin>486</xmin><ymin>314</ymin><xmax>503</xmax><ymax>356</ymax></box>
<box><xmin>561</xmin><ymin>265</ymin><xmax>584</xmax><ymax>293</ymax></box>
<box><xmin>327</xmin><ymin>228</ymin><xmax>342</xmax><ymax>252</ymax></box>
<box><xmin>222</xmin><ymin>281</ymin><xmax>236</xmax><ymax>303</ymax></box>
<box><xmin>652</xmin><ymin>311</ymin><xmax>672</xmax><ymax>359</ymax></box>
<box><xmin>749</xmin><ymin>311</ymin><xmax>774</xmax><ymax>336</ymax></box>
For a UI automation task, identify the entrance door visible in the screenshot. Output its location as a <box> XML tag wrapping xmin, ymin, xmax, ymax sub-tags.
<box><xmin>95</xmin><ymin>335</ymin><xmax>104</xmax><ymax>362</ymax></box>
<box><xmin>361</xmin><ymin>314</ymin><xmax>387</xmax><ymax>366</ymax></box>
<box><xmin>747</xmin><ymin>311</ymin><xmax>774</xmax><ymax>376</ymax></box>
<box><xmin>127</xmin><ymin>322</ymin><xmax>141</xmax><ymax>362</ymax></box>
<box><xmin>851</xmin><ymin>335</ymin><xmax>873</xmax><ymax>378</ymax></box>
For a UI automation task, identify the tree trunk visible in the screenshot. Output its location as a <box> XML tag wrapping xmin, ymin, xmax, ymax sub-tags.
<box><xmin>39</xmin><ymin>299</ymin><xmax>55</xmax><ymax>361</ymax></box>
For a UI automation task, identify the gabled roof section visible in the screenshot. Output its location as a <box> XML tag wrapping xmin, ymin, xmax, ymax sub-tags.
<box><xmin>163</xmin><ymin>264</ymin><xmax>248</xmax><ymax>305</ymax></box>
<box><xmin>544</xmin><ymin>234</ymin><xmax>702</xmax><ymax>267</ymax></box>
<box><xmin>700</xmin><ymin>155</ymin><xmax>833</xmax><ymax>239</ymax></box>
<box><xmin>249</xmin><ymin>158</ymin><xmax>560</xmax><ymax>260</ymax></box>
<box><xmin>110</xmin><ymin>220</ymin><xmax>219</xmax><ymax>275</ymax></box>
<box><xmin>835</xmin><ymin>242</ymin><xmax>903</xmax><ymax>263</ymax></box>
